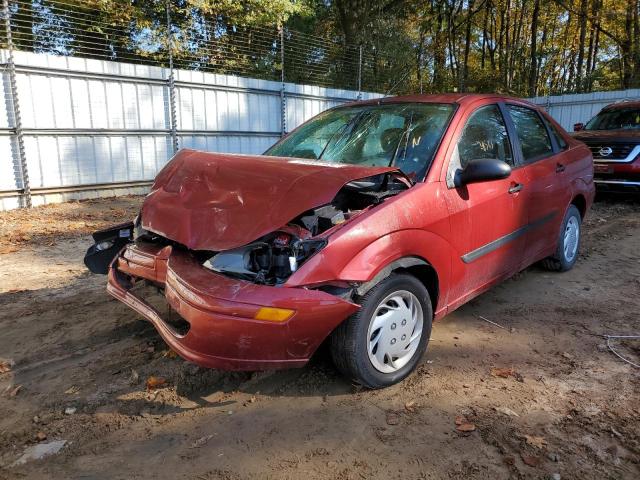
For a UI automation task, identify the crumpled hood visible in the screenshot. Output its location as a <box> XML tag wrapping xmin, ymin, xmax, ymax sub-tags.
<box><xmin>141</xmin><ymin>149</ymin><xmax>403</xmax><ymax>251</ymax></box>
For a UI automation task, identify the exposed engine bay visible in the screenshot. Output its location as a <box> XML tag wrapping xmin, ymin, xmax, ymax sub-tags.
<box><xmin>84</xmin><ymin>172</ymin><xmax>409</xmax><ymax>285</ymax></box>
<box><xmin>201</xmin><ymin>173</ymin><xmax>409</xmax><ymax>285</ymax></box>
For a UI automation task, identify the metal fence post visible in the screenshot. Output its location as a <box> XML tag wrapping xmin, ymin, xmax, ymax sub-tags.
<box><xmin>166</xmin><ymin>0</ymin><xmax>178</xmax><ymax>154</ymax></box>
<box><xmin>357</xmin><ymin>44</ymin><xmax>363</xmax><ymax>100</ymax></box>
<box><xmin>279</xmin><ymin>25</ymin><xmax>286</xmax><ymax>136</ymax></box>
<box><xmin>3</xmin><ymin>0</ymin><xmax>31</xmax><ymax>207</ymax></box>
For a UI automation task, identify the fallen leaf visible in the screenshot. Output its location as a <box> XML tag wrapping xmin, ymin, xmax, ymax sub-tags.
<box><xmin>64</xmin><ymin>386</ymin><xmax>79</xmax><ymax>395</ymax></box>
<box><xmin>524</xmin><ymin>435</ymin><xmax>548</xmax><ymax>449</ymax></box>
<box><xmin>404</xmin><ymin>400</ymin><xmax>417</xmax><ymax>413</ymax></box>
<box><xmin>491</xmin><ymin>367</ymin><xmax>524</xmax><ymax>381</ymax></box>
<box><xmin>0</xmin><ymin>360</ymin><xmax>12</xmax><ymax>374</ymax></box>
<box><xmin>455</xmin><ymin>415</ymin><xmax>466</xmax><ymax>426</ymax></box>
<box><xmin>162</xmin><ymin>350</ymin><xmax>178</xmax><ymax>359</ymax></box>
<box><xmin>386</xmin><ymin>412</ymin><xmax>400</xmax><ymax>425</ymax></box>
<box><xmin>9</xmin><ymin>385</ymin><xmax>22</xmax><ymax>397</ymax></box>
<box><xmin>491</xmin><ymin>367</ymin><xmax>516</xmax><ymax>378</ymax></box>
<box><xmin>35</xmin><ymin>432</ymin><xmax>47</xmax><ymax>441</ymax></box>
<box><xmin>456</xmin><ymin>422</ymin><xmax>476</xmax><ymax>432</ymax></box>
<box><xmin>146</xmin><ymin>376</ymin><xmax>166</xmax><ymax>390</ymax></box>
<box><xmin>189</xmin><ymin>435</ymin><xmax>214</xmax><ymax>448</ymax></box>
<box><xmin>494</xmin><ymin>406</ymin><xmax>520</xmax><ymax>417</ymax></box>
<box><xmin>521</xmin><ymin>453</ymin><xmax>541</xmax><ymax>467</ymax></box>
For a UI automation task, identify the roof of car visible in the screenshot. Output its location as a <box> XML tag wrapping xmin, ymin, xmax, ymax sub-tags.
<box><xmin>602</xmin><ymin>100</ymin><xmax>640</xmax><ymax>111</ymax></box>
<box><xmin>348</xmin><ymin>93</ymin><xmax>537</xmax><ymax>108</ymax></box>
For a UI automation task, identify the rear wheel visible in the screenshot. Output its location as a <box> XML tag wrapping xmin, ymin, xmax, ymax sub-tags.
<box><xmin>542</xmin><ymin>204</ymin><xmax>582</xmax><ymax>272</ymax></box>
<box><xmin>330</xmin><ymin>273</ymin><xmax>432</xmax><ymax>388</ymax></box>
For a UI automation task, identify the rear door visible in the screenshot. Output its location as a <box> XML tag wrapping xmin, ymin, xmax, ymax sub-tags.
<box><xmin>443</xmin><ymin>103</ymin><xmax>531</xmax><ymax>307</ymax></box>
<box><xmin>504</xmin><ymin>104</ymin><xmax>572</xmax><ymax>263</ymax></box>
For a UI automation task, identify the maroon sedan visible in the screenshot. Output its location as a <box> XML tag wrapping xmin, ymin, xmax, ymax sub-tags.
<box><xmin>86</xmin><ymin>94</ymin><xmax>595</xmax><ymax>388</ymax></box>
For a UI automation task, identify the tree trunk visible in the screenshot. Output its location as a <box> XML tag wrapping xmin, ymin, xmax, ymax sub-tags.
<box><xmin>460</xmin><ymin>0</ymin><xmax>475</xmax><ymax>91</ymax></box>
<box><xmin>575</xmin><ymin>0</ymin><xmax>589</xmax><ymax>91</ymax></box>
<box><xmin>528</xmin><ymin>0</ymin><xmax>541</xmax><ymax>96</ymax></box>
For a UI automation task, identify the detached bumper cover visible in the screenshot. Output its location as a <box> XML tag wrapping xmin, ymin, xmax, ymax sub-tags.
<box><xmin>108</xmin><ymin>243</ymin><xmax>359</xmax><ymax>370</ymax></box>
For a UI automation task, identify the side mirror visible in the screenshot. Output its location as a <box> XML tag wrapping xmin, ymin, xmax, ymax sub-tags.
<box><xmin>573</xmin><ymin>122</ymin><xmax>584</xmax><ymax>132</ymax></box>
<box><xmin>455</xmin><ymin>158</ymin><xmax>511</xmax><ymax>187</ymax></box>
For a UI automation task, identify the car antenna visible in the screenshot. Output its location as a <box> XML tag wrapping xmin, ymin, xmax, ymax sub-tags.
<box><xmin>383</xmin><ymin>70</ymin><xmax>411</xmax><ymax>98</ymax></box>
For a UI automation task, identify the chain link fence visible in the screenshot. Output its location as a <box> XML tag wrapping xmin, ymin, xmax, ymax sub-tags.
<box><xmin>1</xmin><ymin>0</ymin><xmax>401</xmax><ymax>209</ymax></box>
<box><xmin>1</xmin><ymin>0</ymin><xmax>399</xmax><ymax>91</ymax></box>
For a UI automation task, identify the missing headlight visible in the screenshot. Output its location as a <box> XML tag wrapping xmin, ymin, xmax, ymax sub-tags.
<box><xmin>203</xmin><ymin>232</ymin><xmax>325</xmax><ymax>285</ymax></box>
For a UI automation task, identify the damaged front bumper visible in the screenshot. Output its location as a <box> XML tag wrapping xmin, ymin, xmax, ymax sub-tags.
<box><xmin>107</xmin><ymin>242</ymin><xmax>359</xmax><ymax>370</ymax></box>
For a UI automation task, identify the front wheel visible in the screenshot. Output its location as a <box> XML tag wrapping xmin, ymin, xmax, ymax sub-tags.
<box><xmin>329</xmin><ymin>273</ymin><xmax>433</xmax><ymax>388</ymax></box>
<box><xmin>542</xmin><ymin>204</ymin><xmax>582</xmax><ymax>272</ymax></box>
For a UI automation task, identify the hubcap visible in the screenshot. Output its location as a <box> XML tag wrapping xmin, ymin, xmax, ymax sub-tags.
<box><xmin>367</xmin><ymin>290</ymin><xmax>424</xmax><ymax>374</ymax></box>
<box><xmin>564</xmin><ymin>216</ymin><xmax>580</xmax><ymax>262</ymax></box>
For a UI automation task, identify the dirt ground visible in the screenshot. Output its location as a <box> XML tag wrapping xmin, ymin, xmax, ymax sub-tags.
<box><xmin>0</xmin><ymin>194</ymin><xmax>639</xmax><ymax>480</ymax></box>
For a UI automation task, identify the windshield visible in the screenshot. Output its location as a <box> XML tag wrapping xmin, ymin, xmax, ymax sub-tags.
<box><xmin>264</xmin><ymin>103</ymin><xmax>455</xmax><ymax>181</ymax></box>
<box><xmin>585</xmin><ymin>107</ymin><xmax>640</xmax><ymax>131</ymax></box>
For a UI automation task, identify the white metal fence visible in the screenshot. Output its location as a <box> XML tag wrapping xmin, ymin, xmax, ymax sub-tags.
<box><xmin>0</xmin><ymin>49</ymin><xmax>381</xmax><ymax>210</ymax></box>
<box><xmin>530</xmin><ymin>89</ymin><xmax>640</xmax><ymax>131</ymax></box>
<box><xmin>2</xmin><ymin>46</ymin><xmax>640</xmax><ymax>211</ymax></box>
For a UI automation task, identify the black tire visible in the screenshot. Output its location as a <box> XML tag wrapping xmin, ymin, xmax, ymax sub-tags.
<box><xmin>541</xmin><ymin>204</ymin><xmax>582</xmax><ymax>272</ymax></box>
<box><xmin>329</xmin><ymin>273</ymin><xmax>433</xmax><ymax>389</ymax></box>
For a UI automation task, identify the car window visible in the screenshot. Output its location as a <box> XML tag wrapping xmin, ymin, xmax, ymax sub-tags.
<box><xmin>547</xmin><ymin>120</ymin><xmax>568</xmax><ymax>150</ymax></box>
<box><xmin>394</xmin><ymin>107</ymin><xmax>455</xmax><ymax>180</ymax></box>
<box><xmin>585</xmin><ymin>107</ymin><xmax>640</xmax><ymax>130</ymax></box>
<box><xmin>507</xmin><ymin>105</ymin><xmax>553</xmax><ymax>162</ymax></box>
<box><xmin>265</xmin><ymin>103</ymin><xmax>455</xmax><ymax>181</ymax></box>
<box><xmin>357</xmin><ymin>110</ymin><xmax>406</xmax><ymax>162</ymax></box>
<box><xmin>266</xmin><ymin>109</ymin><xmax>360</xmax><ymax>160</ymax></box>
<box><xmin>457</xmin><ymin>104</ymin><xmax>513</xmax><ymax>168</ymax></box>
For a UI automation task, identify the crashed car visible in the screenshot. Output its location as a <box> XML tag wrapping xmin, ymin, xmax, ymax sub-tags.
<box><xmin>86</xmin><ymin>94</ymin><xmax>595</xmax><ymax>388</ymax></box>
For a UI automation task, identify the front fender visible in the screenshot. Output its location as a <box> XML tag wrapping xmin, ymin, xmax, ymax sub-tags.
<box><xmin>288</xmin><ymin>229</ymin><xmax>453</xmax><ymax>318</ymax></box>
<box><xmin>337</xmin><ymin>229</ymin><xmax>452</xmax><ymax>313</ymax></box>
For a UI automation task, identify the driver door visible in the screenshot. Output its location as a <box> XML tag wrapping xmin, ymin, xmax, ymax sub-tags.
<box><xmin>443</xmin><ymin>103</ymin><xmax>530</xmax><ymax>308</ymax></box>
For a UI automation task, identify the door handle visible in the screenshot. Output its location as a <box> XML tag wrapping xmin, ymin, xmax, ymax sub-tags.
<box><xmin>556</xmin><ymin>163</ymin><xmax>566</xmax><ymax>173</ymax></box>
<box><xmin>508</xmin><ymin>183</ymin><xmax>523</xmax><ymax>194</ymax></box>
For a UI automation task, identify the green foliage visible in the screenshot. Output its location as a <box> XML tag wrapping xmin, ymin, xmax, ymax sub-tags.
<box><xmin>3</xmin><ymin>0</ymin><xmax>639</xmax><ymax>94</ymax></box>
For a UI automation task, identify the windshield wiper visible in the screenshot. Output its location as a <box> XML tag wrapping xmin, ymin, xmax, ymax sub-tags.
<box><xmin>317</xmin><ymin>110</ymin><xmax>370</xmax><ymax>161</ymax></box>
<box><xmin>389</xmin><ymin>112</ymin><xmax>414</xmax><ymax>169</ymax></box>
